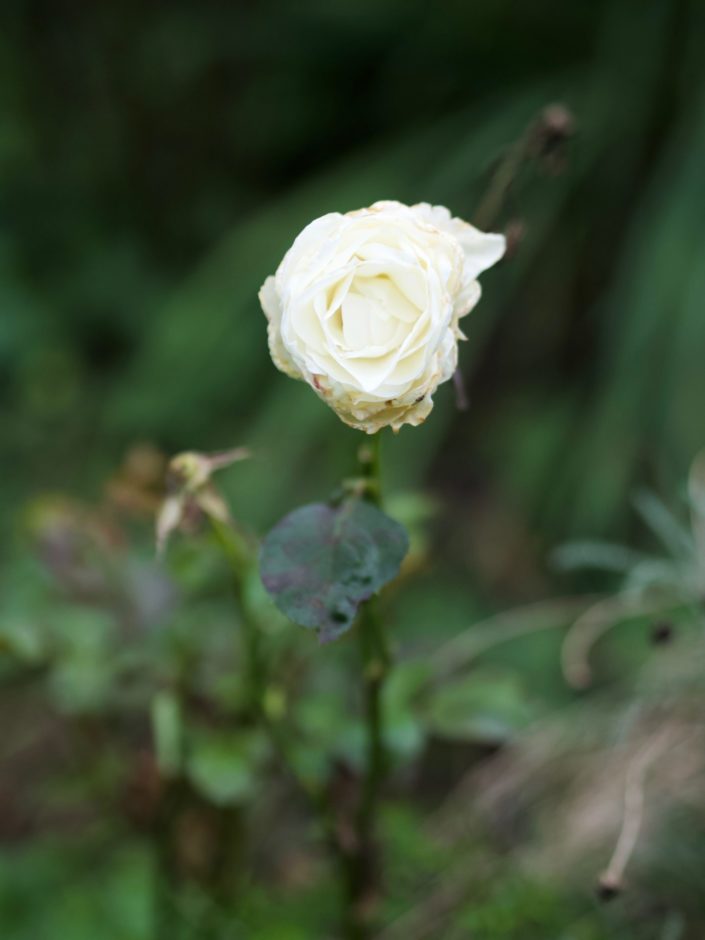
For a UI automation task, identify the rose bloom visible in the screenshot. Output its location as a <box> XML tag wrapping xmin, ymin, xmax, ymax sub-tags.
<box><xmin>259</xmin><ymin>201</ymin><xmax>505</xmax><ymax>433</ymax></box>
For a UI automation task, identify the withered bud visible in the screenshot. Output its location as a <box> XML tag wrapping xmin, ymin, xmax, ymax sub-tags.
<box><xmin>530</xmin><ymin>104</ymin><xmax>575</xmax><ymax>172</ymax></box>
<box><xmin>106</xmin><ymin>443</ymin><xmax>167</xmax><ymax>517</ymax></box>
<box><xmin>122</xmin><ymin>443</ymin><xmax>167</xmax><ymax>489</ymax></box>
<box><xmin>168</xmin><ymin>447</ymin><xmax>250</xmax><ymax>493</ymax></box>
<box><xmin>156</xmin><ymin>447</ymin><xmax>250</xmax><ymax>556</ymax></box>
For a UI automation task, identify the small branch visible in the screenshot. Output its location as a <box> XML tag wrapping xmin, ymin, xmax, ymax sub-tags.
<box><xmin>473</xmin><ymin>134</ymin><xmax>531</xmax><ymax>232</ymax></box>
<box><xmin>473</xmin><ymin>103</ymin><xmax>575</xmax><ymax>231</ymax></box>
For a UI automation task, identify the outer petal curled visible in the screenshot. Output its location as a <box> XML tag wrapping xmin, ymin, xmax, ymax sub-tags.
<box><xmin>259</xmin><ymin>276</ymin><xmax>300</xmax><ymax>379</ymax></box>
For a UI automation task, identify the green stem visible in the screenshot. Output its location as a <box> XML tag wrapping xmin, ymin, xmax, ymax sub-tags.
<box><xmin>210</xmin><ymin>515</ymin><xmax>338</xmax><ymax>841</ymax></box>
<box><xmin>358</xmin><ymin>433</ymin><xmax>382</xmax><ymax>506</ymax></box>
<box><xmin>210</xmin><ymin>517</ymin><xmax>264</xmax><ymax>717</ymax></box>
<box><xmin>342</xmin><ymin>432</ymin><xmax>392</xmax><ymax>938</ymax></box>
<box><xmin>358</xmin><ymin>599</ymin><xmax>390</xmax><ymax>832</ymax></box>
<box><xmin>152</xmin><ymin>776</ymin><xmax>189</xmax><ymax>940</ymax></box>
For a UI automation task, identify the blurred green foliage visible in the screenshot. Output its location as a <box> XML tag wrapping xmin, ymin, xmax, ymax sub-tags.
<box><xmin>2</xmin><ymin>0</ymin><xmax>704</xmax><ymax>545</ymax></box>
<box><xmin>2</xmin><ymin>0</ymin><xmax>705</xmax><ymax>937</ymax></box>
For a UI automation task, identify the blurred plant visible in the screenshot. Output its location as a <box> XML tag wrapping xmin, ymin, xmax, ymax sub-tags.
<box><xmin>5</xmin><ymin>445</ymin><xmax>705</xmax><ymax>939</ymax></box>
<box><xmin>555</xmin><ymin>449</ymin><xmax>705</xmax><ymax>691</ymax></box>
<box><xmin>0</xmin><ymin>99</ymin><xmax>575</xmax><ymax>939</ymax></box>
<box><xmin>4</xmin><ymin>2</ymin><xmax>705</xmax><ymax>932</ymax></box>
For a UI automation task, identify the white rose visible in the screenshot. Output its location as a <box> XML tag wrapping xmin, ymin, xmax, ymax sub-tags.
<box><xmin>259</xmin><ymin>200</ymin><xmax>505</xmax><ymax>433</ymax></box>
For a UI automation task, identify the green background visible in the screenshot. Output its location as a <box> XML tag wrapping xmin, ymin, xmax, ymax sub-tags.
<box><xmin>2</xmin><ymin>0</ymin><xmax>705</xmax><ymax>937</ymax></box>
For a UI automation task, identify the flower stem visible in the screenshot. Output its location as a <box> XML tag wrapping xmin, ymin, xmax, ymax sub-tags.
<box><xmin>472</xmin><ymin>133</ymin><xmax>530</xmax><ymax>231</ymax></box>
<box><xmin>209</xmin><ymin>517</ymin><xmax>265</xmax><ymax>717</ymax></box>
<box><xmin>357</xmin><ymin>432</ymin><xmax>382</xmax><ymax>506</ymax></box>
<box><xmin>342</xmin><ymin>433</ymin><xmax>391</xmax><ymax>937</ymax></box>
<box><xmin>210</xmin><ymin>515</ymin><xmax>337</xmax><ymax>828</ymax></box>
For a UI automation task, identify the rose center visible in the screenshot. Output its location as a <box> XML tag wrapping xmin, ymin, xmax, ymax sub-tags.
<box><xmin>338</xmin><ymin>275</ymin><xmax>418</xmax><ymax>353</ymax></box>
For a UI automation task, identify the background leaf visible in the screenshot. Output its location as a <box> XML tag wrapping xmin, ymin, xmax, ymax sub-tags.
<box><xmin>187</xmin><ymin>729</ymin><xmax>267</xmax><ymax>806</ymax></box>
<box><xmin>424</xmin><ymin>670</ymin><xmax>536</xmax><ymax>745</ymax></box>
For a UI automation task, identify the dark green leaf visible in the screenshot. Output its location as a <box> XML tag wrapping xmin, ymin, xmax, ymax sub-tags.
<box><xmin>260</xmin><ymin>499</ymin><xmax>409</xmax><ymax>642</ymax></box>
